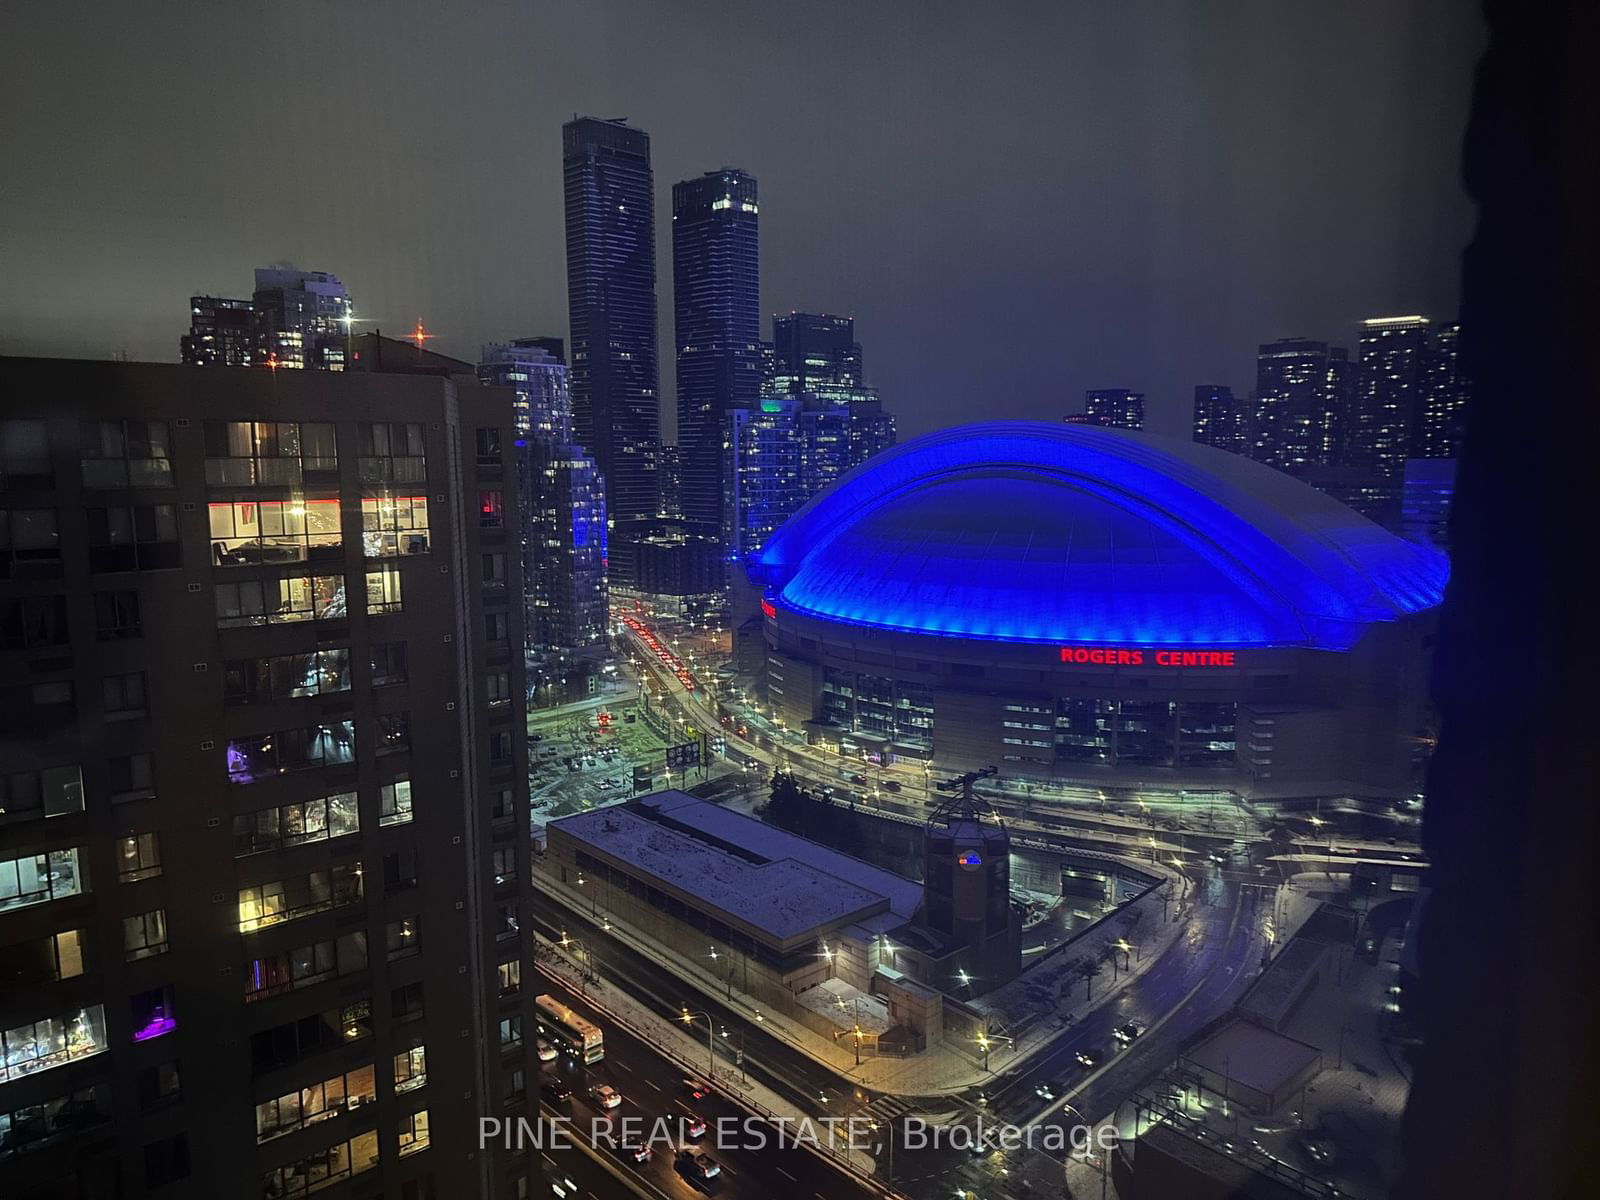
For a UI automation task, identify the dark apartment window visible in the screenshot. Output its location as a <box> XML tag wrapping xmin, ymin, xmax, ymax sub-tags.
<box><xmin>233</xmin><ymin>792</ymin><xmax>359</xmax><ymax>856</ymax></box>
<box><xmin>124</xmin><ymin>909</ymin><xmax>169</xmax><ymax>961</ymax></box>
<box><xmin>376</xmin><ymin>711</ymin><xmax>410</xmax><ymax>756</ymax></box>
<box><xmin>370</xmin><ymin>641</ymin><xmax>408</xmax><ymax>686</ymax></box>
<box><xmin>0</xmin><ymin>508</ymin><xmax>61</xmax><ymax>577</ymax></box>
<box><xmin>203</xmin><ymin>420</ymin><xmax>334</xmax><ymax>485</ymax></box>
<box><xmin>80</xmin><ymin>420</ymin><xmax>173</xmax><ymax>488</ymax></box>
<box><xmin>486</xmin><ymin>671</ymin><xmax>511</xmax><ymax>709</ymax></box>
<box><xmin>108</xmin><ymin>752</ymin><xmax>155</xmax><ymax>803</ymax></box>
<box><xmin>94</xmin><ymin>590</ymin><xmax>142</xmax><ymax>639</ymax></box>
<box><xmin>137</xmin><ymin>1060</ymin><xmax>182</xmax><ymax>1112</ymax></box>
<box><xmin>0</xmin><ymin>764</ymin><xmax>84</xmax><ymax>825</ymax></box>
<box><xmin>498</xmin><ymin>1015</ymin><xmax>522</xmax><ymax>1049</ymax></box>
<box><xmin>103</xmin><ymin>671</ymin><xmax>148</xmax><ymax>719</ymax></box>
<box><xmin>482</xmin><ymin>552</ymin><xmax>506</xmax><ymax>590</ymax></box>
<box><xmin>391</xmin><ymin>982</ymin><xmax>424</xmax><ymax>1023</ymax></box>
<box><xmin>501</xmin><ymin>1068</ymin><xmax>525</xmax><ymax>1104</ymax></box>
<box><xmin>488</xmin><ymin>730</ymin><xmax>513</xmax><ymax>766</ymax></box>
<box><xmin>86</xmin><ymin>505</ymin><xmax>181</xmax><ymax>571</ymax></box>
<box><xmin>489</xmin><ymin>788</ymin><xmax>513</xmax><ymax>822</ymax></box>
<box><xmin>357</xmin><ymin>422</ymin><xmax>427</xmax><ymax>482</ymax></box>
<box><xmin>494</xmin><ymin>900</ymin><xmax>518</xmax><ymax>940</ymax></box>
<box><xmin>224</xmin><ymin>649</ymin><xmax>351</xmax><ymax>703</ymax></box>
<box><xmin>117</xmin><ymin>832</ymin><xmax>161</xmax><ymax>882</ymax></box>
<box><xmin>0</xmin><ymin>419</ymin><xmax>50</xmax><ymax>479</ymax></box>
<box><xmin>143</xmin><ymin>1132</ymin><xmax>189</xmax><ymax>1187</ymax></box>
<box><xmin>485</xmin><ymin>611</ymin><xmax>507</xmax><ymax>643</ymax></box>
<box><xmin>2</xmin><ymin>681</ymin><xmax>76</xmax><ymax>736</ymax></box>
<box><xmin>383</xmin><ymin>849</ymin><xmax>419</xmax><ymax>893</ymax></box>
<box><xmin>0</xmin><ymin>594</ymin><xmax>68</xmax><ymax>649</ymax></box>
<box><xmin>475</xmin><ymin>427</ymin><xmax>502</xmax><ymax>465</ymax></box>
<box><xmin>226</xmin><ymin>721</ymin><xmax>356</xmax><ymax>784</ymax></box>
<box><xmin>478</xmin><ymin>489</ymin><xmax>504</xmax><ymax>527</ymax></box>
<box><xmin>491</xmin><ymin>847</ymin><xmax>515</xmax><ymax>886</ymax></box>
<box><xmin>0</xmin><ymin>928</ymin><xmax>84</xmax><ymax>986</ymax></box>
<box><xmin>216</xmin><ymin>574</ymin><xmax>346</xmax><ymax>627</ymax></box>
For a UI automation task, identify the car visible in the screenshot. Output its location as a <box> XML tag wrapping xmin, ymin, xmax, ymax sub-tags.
<box><xmin>531</xmin><ymin>733</ymin><xmax>544</xmax><ymax>742</ymax></box>
<box><xmin>590</xmin><ymin>1084</ymin><xmax>622</xmax><ymax>1110</ymax></box>
<box><xmin>610</xmin><ymin>778</ymin><xmax>624</xmax><ymax>788</ymax></box>
<box><xmin>682</xmin><ymin>1078</ymin><xmax>711</xmax><ymax>1101</ymax></box>
<box><xmin>849</xmin><ymin>773</ymin><xmax>867</xmax><ymax>785</ymax></box>
<box><xmin>616</xmin><ymin>1142</ymin><xmax>653</xmax><ymax>1164</ymax></box>
<box><xmin>597</xmin><ymin>779</ymin><xmax>614</xmax><ymax>790</ymax></box>
<box><xmin>677</xmin><ymin>1151</ymin><xmax>721</xmax><ymax>1182</ymax></box>
<box><xmin>541</xmin><ymin>1081</ymin><xmax>573</xmax><ymax>1104</ymax></box>
<box><xmin>1114</xmin><ymin>1022</ymin><xmax>1142</xmax><ymax>1042</ymax></box>
<box><xmin>1294</xmin><ymin>1132</ymin><xmax>1338</xmax><ymax>1168</ymax></box>
<box><xmin>536</xmin><ymin>1039</ymin><xmax>558</xmax><ymax>1062</ymax></box>
<box><xmin>680</xmin><ymin>1115</ymin><xmax>708</xmax><ymax>1140</ymax></box>
<box><xmin>1034</xmin><ymin>1081</ymin><xmax>1058</xmax><ymax>1100</ymax></box>
<box><xmin>1075</xmin><ymin>1047</ymin><xmax>1105</xmax><ymax>1070</ymax></box>
<box><xmin>882</xmin><ymin>779</ymin><xmax>902</xmax><ymax>792</ymax></box>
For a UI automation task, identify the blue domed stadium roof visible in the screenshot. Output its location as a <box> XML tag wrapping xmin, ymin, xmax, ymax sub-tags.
<box><xmin>752</xmin><ymin>422</ymin><xmax>1448</xmax><ymax>651</ymax></box>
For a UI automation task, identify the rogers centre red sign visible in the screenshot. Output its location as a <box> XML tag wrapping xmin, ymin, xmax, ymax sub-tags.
<box><xmin>1059</xmin><ymin>646</ymin><xmax>1237</xmax><ymax>668</ymax></box>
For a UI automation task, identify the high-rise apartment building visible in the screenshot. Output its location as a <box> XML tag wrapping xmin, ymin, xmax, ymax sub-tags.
<box><xmin>672</xmin><ymin>169</ymin><xmax>762</xmax><ymax>538</ymax></box>
<box><xmin>770</xmin><ymin>313</ymin><xmax>863</xmax><ymax>389</ymax></box>
<box><xmin>1347</xmin><ymin>316</ymin><xmax>1432</xmax><ymax>482</ymax></box>
<box><xmin>0</xmin><ymin>357</ymin><xmax>538</xmax><ymax>1200</ymax></box>
<box><xmin>1251</xmin><ymin>339</ymin><xmax>1351</xmax><ymax>474</ymax></box>
<box><xmin>179</xmin><ymin>268</ymin><xmax>354</xmax><ymax>372</ymax></box>
<box><xmin>562</xmin><ymin>118</ymin><xmax>660</xmax><ymax>584</ymax></box>
<box><xmin>1081</xmin><ymin>389</ymin><xmax>1145</xmax><ymax>431</ymax></box>
<box><xmin>1418</xmin><ymin>320</ymin><xmax>1469</xmax><ymax>460</ymax></box>
<box><xmin>478</xmin><ymin>342</ymin><xmax>607</xmax><ymax>653</ymax></box>
<box><xmin>180</xmin><ymin>297</ymin><xmax>260</xmax><ymax>368</ymax></box>
<box><xmin>1192</xmin><ymin>385</ymin><xmax>1248</xmax><ymax>454</ymax></box>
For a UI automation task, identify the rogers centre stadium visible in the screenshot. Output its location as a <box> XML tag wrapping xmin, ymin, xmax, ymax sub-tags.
<box><xmin>747</xmin><ymin>421</ymin><xmax>1449</xmax><ymax>801</ymax></box>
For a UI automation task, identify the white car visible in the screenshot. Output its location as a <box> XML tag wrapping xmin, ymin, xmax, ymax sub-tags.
<box><xmin>536</xmin><ymin>1040</ymin><xmax>558</xmax><ymax>1062</ymax></box>
<box><xmin>591</xmin><ymin>1084</ymin><xmax>622</xmax><ymax>1110</ymax></box>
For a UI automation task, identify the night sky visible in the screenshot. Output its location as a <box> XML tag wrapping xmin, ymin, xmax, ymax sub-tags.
<box><xmin>0</xmin><ymin>1</ymin><xmax>1483</xmax><ymax>439</ymax></box>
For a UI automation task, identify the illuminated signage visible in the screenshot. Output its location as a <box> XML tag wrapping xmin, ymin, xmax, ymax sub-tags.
<box><xmin>760</xmin><ymin>600</ymin><xmax>777</xmax><ymax>620</ymax></box>
<box><xmin>1058</xmin><ymin>646</ymin><xmax>1237</xmax><ymax>668</ymax></box>
<box><xmin>957</xmin><ymin>850</ymin><xmax>982</xmax><ymax>868</ymax></box>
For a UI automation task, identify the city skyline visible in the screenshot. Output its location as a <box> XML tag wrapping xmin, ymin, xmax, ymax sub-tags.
<box><xmin>0</xmin><ymin>2</ymin><xmax>1481</xmax><ymax>440</ymax></box>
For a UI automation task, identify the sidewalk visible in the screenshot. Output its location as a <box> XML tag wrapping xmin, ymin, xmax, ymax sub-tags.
<box><xmin>535</xmin><ymin>855</ymin><xmax>1201</xmax><ymax>1098</ymax></box>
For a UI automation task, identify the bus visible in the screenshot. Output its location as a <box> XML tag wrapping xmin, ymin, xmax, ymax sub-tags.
<box><xmin>534</xmin><ymin>994</ymin><xmax>604</xmax><ymax>1064</ymax></box>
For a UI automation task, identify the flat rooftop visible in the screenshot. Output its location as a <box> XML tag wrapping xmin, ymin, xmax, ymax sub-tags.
<box><xmin>1183</xmin><ymin>1020</ymin><xmax>1323</xmax><ymax>1099</ymax></box>
<box><xmin>548</xmin><ymin>791</ymin><xmax>923</xmax><ymax>944</ymax></box>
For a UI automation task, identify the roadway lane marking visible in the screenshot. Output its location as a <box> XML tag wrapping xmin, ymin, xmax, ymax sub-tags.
<box><xmin>612</xmin><ymin>1059</ymin><xmax>634</xmax><ymax>1073</ymax></box>
<box><xmin>777</xmin><ymin>1167</ymin><xmax>796</xmax><ymax>1182</ymax></box>
<box><xmin>644</xmin><ymin>1078</ymin><xmax>661</xmax><ymax>1091</ymax></box>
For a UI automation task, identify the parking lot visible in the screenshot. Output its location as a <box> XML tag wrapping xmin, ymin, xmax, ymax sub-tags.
<box><xmin>527</xmin><ymin>697</ymin><xmax>674</xmax><ymax>822</ymax></box>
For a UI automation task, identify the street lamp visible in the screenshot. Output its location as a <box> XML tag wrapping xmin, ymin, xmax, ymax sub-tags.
<box><xmin>680</xmin><ymin>1008</ymin><xmax>716</xmax><ymax>1080</ymax></box>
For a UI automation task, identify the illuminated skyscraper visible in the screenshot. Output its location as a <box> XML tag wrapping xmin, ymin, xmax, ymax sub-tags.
<box><xmin>771</xmin><ymin>313</ymin><xmax>863</xmax><ymax>388</ymax></box>
<box><xmin>1251</xmin><ymin>338</ymin><xmax>1351</xmax><ymax>473</ymax></box>
<box><xmin>563</xmin><ymin>117</ymin><xmax>660</xmax><ymax>583</ymax></box>
<box><xmin>1082</xmin><ymin>388</ymin><xmax>1145</xmax><ymax>430</ymax></box>
<box><xmin>672</xmin><ymin>168</ymin><xmax>762</xmax><ymax>538</ymax></box>
<box><xmin>250</xmin><ymin>266</ymin><xmax>354</xmax><ymax>371</ymax></box>
<box><xmin>1192</xmin><ymin>384</ymin><xmax>1248</xmax><ymax>454</ymax></box>
<box><xmin>478</xmin><ymin>342</ymin><xmax>608</xmax><ymax>651</ymax></box>
<box><xmin>180</xmin><ymin>296</ymin><xmax>259</xmax><ymax>368</ymax></box>
<box><xmin>1419</xmin><ymin>320</ymin><xmax>1469</xmax><ymax>459</ymax></box>
<box><xmin>1348</xmin><ymin>316</ymin><xmax>1432</xmax><ymax>481</ymax></box>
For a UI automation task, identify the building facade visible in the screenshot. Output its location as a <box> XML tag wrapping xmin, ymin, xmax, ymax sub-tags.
<box><xmin>563</xmin><ymin>118</ymin><xmax>661</xmax><ymax>584</ymax></box>
<box><xmin>180</xmin><ymin>268</ymin><xmax>354</xmax><ymax>373</ymax></box>
<box><xmin>1251</xmin><ymin>339</ymin><xmax>1351</xmax><ymax>475</ymax></box>
<box><xmin>0</xmin><ymin>358</ymin><xmax>539</xmax><ymax>1200</ymax></box>
<box><xmin>672</xmin><ymin>169</ymin><xmax>762</xmax><ymax>539</ymax></box>
<box><xmin>770</xmin><ymin>313</ymin><xmax>863</xmax><ymax>389</ymax></box>
<box><xmin>1081</xmin><ymin>389</ymin><xmax>1145</xmax><ymax>431</ymax></box>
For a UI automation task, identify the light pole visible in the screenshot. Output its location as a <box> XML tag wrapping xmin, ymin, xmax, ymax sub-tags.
<box><xmin>680</xmin><ymin>1008</ymin><xmax>715</xmax><ymax>1080</ymax></box>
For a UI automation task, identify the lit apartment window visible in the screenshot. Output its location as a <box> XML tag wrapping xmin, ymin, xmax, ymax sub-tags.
<box><xmin>497</xmin><ymin>959</ymin><xmax>520</xmax><ymax>998</ymax></box>
<box><xmin>0</xmin><ymin>1004</ymin><xmax>109</xmax><ymax>1083</ymax></box>
<box><xmin>386</xmin><ymin>916</ymin><xmax>420</xmax><ymax>960</ymax></box>
<box><xmin>0</xmin><ymin>929</ymin><xmax>84</xmax><ymax>986</ymax></box>
<box><xmin>261</xmin><ymin>1130</ymin><xmax>379</xmax><ymax>1198</ymax></box>
<box><xmin>255</xmin><ymin>1064</ymin><xmax>377</xmax><ymax>1143</ymax></box>
<box><xmin>208</xmin><ymin>496</ymin><xmax>341</xmax><ymax>566</ymax></box>
<box><xmin>378</xmin><ymin>778</ymin><xmax>413</xmax><ymax>827</ymax></box>
<box><xmin>0</xmin><ymin>848</ymin><xmax>84</xmax><ymax>913</ymax></box>
<box><xmin>226</xmin><ymin>721</ymin><xmax>355</xmax><ymax>784</ymax></box>
<box><xmin>365</xmin><ymin>565</ymin><xmax>403</xmax><ymax>615</ymax></box>
<box><xmin>203</xmin><ymin>421</ymin><xmax>335</xmax><ymax>485</ymax></box>
<box><xmin>233</xmin><ymin>792</ymin><xmax>359</xmax><ymax>856</ymax></box>
<box><xmin>393</xmin><ymin>1045</ymin><xmax>427</xmax><ymax>1094</ymax></box>
<box><xmin>215</xmin><ymin>574</ymin><xmax>345</xmax><ymax>627</ymax></box>
<box><xmin>224</xmin><ymin>649</ymin><xmax>351</xmax><ymax>703</ymax></box>
<box><xmin>130</xmin><ymin>985</ymin><xmax>177</xmax><ymax>1042</ymax></box>
<box><xmin>243</xmin><ymin>934</ymin><xmax>366</xmax><ymax>1002</ymax></box>
<box><xmin>361</xmin><ymin>494</ymin><xmax>430</xmax><ymax>557</ymax></box>
<box><xmin>397</xmin><ymin>1109</ymin><xmax>430</xmax><ymax>1157</ymax></box>
<box><xmin>478</xmin><ymin>490</ymin><xmax>504</xmax><ymax>528</ymax></box>
<box><xmin>237</xmin><ymin>863</ymin><xmax>363</xmax><ymax>932</ymax></box>
<box><xmin>375</xmin><ymin>712</ymin><xmax>410</xmax><ymax>756</ymax></box>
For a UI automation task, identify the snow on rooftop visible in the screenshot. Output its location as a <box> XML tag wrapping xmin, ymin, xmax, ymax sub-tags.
<box><xmin>641</xmin><ymin>791</ymin><xmax>924</xmax><ymax>921</ymax></box>
<box><xmin>793</xmin><ymin>977</ymin><xmax>893</xmax><ymax>1035</ymax></box>
<box><xmin>551</xmin><ymin>794</ymin><xmax>903</xmax><ymax>941</ymax></box>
